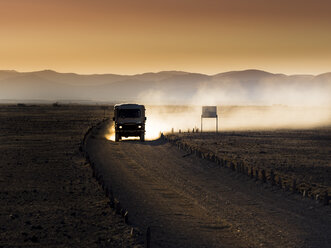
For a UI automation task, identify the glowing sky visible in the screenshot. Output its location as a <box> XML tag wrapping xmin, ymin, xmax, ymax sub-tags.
<box><xmin>0</xmin><ymin>0</ymin><xmax>330</xmax><ymax>75</ymax></box>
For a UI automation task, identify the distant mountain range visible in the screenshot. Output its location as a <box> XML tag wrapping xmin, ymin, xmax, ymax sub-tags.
<box><xmin>0</xmin><ymin>69</ymin><xmax>330</xmax><ymax>105</ymax></box>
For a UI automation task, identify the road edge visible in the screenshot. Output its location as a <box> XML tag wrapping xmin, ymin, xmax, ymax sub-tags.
<box><xmin>163</xmin><ymin>134</ymin><xmax>330</xmax><ymax>206</ymax></box>
<box><xmin>82</xmin><ymin>118</ymin><xmax>144</xmax><ymax>246</ymax></box>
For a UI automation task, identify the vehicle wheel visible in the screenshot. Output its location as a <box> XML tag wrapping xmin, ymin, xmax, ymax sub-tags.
<box><xmin>140</xmin><ymin>133</ymin><xmax>145</xmax><ymax>142</ymax></box>
<box><xmin>115</xmin><ymin>133</ymin><xmax>119</xmax><ymax>142</ymax></box>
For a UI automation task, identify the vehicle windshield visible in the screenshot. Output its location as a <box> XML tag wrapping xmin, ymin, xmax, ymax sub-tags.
<box><xmin>118</xmin><ymin>109</ymin><xmax>141</xmax><ymax>118</ymax></box>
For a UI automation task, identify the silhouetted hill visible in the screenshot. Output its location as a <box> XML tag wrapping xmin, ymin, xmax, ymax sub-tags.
<box><xmin>314</xmin><ymin>72</ymin><xmax>331</xmax><ymax>83</ymax></box>
<box><xmin>0</xmin><ymin>69</ymin><xmax>330</xmax><ymax>105</ymax></box>
<box><xmin>0</xmin><ymin>70</ymin><xmax>20</xmax><ymax>80</ymax></box>
<box><xmin>214</xmin><ymin>69</ymin><xmax>281</xmax><ymax>80</ymax></box>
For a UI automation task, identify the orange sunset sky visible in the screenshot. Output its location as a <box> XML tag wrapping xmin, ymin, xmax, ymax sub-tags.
<box><xmin>0</xmin><ymin>0</ymin><xmax>330</xmax><ymax>75</ymax></box>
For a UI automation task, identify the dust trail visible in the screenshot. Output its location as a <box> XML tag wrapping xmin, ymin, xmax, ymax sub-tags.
<box><xmin>142</xmin><ymin>105</ymin><xmax>331</xmax><ymax>135</ymax></box>
<box><xmin>105</xmin><ymin>124</ymin><xmax>115</xmax><ymax>141</ymax></box>
<box><xmin>132</xmin><ymin>81</ymin><xmax>331</xmax><ymax>136</ymax></box>
<box><xmin>105</xmin><ymin>105</ymin><xmax>331</xmax><ymax>142</ymax></box>
<box><xmin>105</xmin><ymin>78</ymin><xmax>331</xmax><ymax>140</ymax></box>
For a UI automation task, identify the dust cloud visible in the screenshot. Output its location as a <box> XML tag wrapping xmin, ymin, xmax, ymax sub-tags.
<box><xmin>106</xmin><ymin>81</ymin><xmax>331</xmax><ymax>141</ymax></box>
<box><xmin>105</xmin><ymin>105</ymin><xmax>331</xmax><ymax>141</ymax></box>
<box><xmin>146</xmin><ymin>105</ymin><xmax>331</xmax><ymax>133</ymax></box>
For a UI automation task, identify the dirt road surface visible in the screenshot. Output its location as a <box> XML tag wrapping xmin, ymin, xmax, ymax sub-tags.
<box><xmin>86</xmin><ymin>121</ymin><xmax>331</xmax><ymax>248</ymax></box>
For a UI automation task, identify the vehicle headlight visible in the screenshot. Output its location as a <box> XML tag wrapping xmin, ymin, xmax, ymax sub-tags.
<box><xmin>138</xmin><ymin>125</ymin><xmax>142</xmax><ymax>129</ymax></box>
<box><xmin>119</xmin><ymin>125</ymin><xmax>122</xmax><ymax>129</ymax></box>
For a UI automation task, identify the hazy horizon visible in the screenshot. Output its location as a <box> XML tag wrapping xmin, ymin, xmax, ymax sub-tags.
<box><xmin>0</xmin><ymin>69</ymin><xmax>330</xmax><ymax>108</ymax></box>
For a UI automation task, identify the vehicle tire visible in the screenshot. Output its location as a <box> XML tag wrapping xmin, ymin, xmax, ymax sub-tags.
<box><xmin>140</xmin><ymin>133</ymin><xmax>145</xmax><ymax>142</ymax></box>
<box><xmin>115</xmin><ymin>133</ymin><xmax>119</xmax><ymax>142</ymax></box>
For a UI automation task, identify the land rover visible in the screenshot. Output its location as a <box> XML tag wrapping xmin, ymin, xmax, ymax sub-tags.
<box><xmin>113</xmin><ymin>104</ymin><xmax>146</xmax><ymax>142</ymax></box>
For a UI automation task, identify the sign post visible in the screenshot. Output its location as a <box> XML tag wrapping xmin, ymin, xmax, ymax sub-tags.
<box><xmin>201</xmin><ymin>106</ymin><xmax>218</xmax><ymax>132</ymax></box>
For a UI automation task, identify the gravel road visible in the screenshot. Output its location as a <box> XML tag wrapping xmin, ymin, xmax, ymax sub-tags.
<box><xmin>86</xmin><ymin>121</ymin><xmax>331</xmax><ymax>248</ymax></box>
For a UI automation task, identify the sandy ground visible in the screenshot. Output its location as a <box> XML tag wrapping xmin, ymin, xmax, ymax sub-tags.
<box><xmin>87</xmin><ymin>120</ymin><xmax>331</xmax><ymax>248</ymax></box>
<box><xmin>0</xmin><ymin>105</ymin><xmax>142</xmax><ymax>247</ymax></box>
<box><xmin>166</xmin><ymin>129</ymin><xmax>331</xmax><ymax>197</ymax></box>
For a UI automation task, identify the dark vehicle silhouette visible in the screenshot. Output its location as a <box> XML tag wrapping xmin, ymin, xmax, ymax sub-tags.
<box><xmin>113</xmin><ymin>104</ymin><xmax>146</xmax><ymax>142</ymax></box>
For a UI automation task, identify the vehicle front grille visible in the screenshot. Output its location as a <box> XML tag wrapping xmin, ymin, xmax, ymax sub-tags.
<box><xmin>118</xmin><ymin>124</ymin><xmax>142</xmax><ymax>130</ymax></box>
